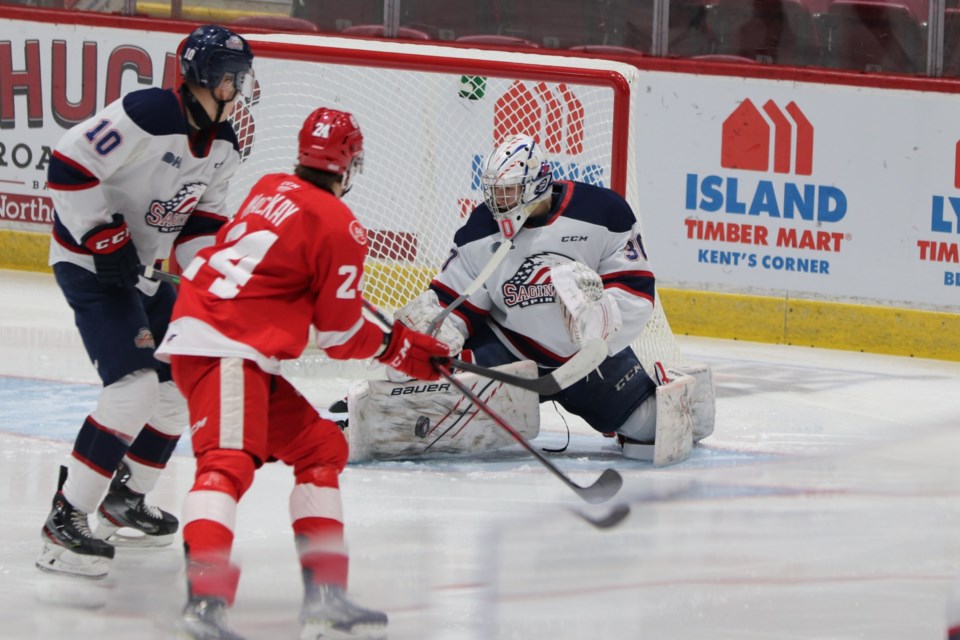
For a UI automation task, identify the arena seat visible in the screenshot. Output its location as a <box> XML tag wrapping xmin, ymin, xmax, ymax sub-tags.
<box><xmin>604</xmin><ymin>0</ymin><xmax>714</xmax><ymax>57</ymax></box>
<box><xmin>941</xmin><ymin>8</ymin><xmax>960</xmax><ymax>76</ymax></box>
<box><xmin>455</xmin><ymin>34</ymin><xmax>542</xmax><ymax>48</ymax></box>
<box><xmin>341</xmin><ymin>25</ymin><xmax>432</xmax><ymax>41</ymax></box>
<box><xmin>692</xmin><ymin>53</ymin><xmax>762</xmax><ymax>62</ymax></box>
<box><xmin>709</xmin><ymin>0</ymin><xmax>821</xmax><ymax>65</ymax></box>
<box><xmin>230</xmin><ymin>15</ymin><xmax>320</xmax><ymax>33</ymax></box>
<box><xmin>822</xmin><ymin>0</ymin><xmax>926</xmax><ymax>73</ymax></box>
<box><xmin>398</xmin><ymin>0</ymin><xmax>500</xmax><ymax>41</ymax></box>
<box><xmin>290</xmin><ymin>0</ymin><xmax>382</xmax><ymax>33</ymax></box>
<box><xmin>568</xmin><ymin>44</ymin><xmax>647</xmax><ymax>56</ymax></box>
<box><xmin>495</xmin><ymin>0</ymin><xmax>605</xmax><ymax>49</ymax></box>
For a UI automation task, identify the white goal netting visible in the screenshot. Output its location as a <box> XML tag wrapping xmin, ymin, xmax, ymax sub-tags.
<box><xmin>230</xmin><ymin>35</ymin><xmax>683</xmax><ymax>376</ymax></box>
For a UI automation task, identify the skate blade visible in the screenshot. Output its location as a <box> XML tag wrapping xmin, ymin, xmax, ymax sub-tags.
<box><xmin>300</xmin><ymin>621</ymin><xmax>387</xmax><ymax>640</ymax></box>
<box><xmin>98</xmin><ymin>527</ymin><xmax>174</xmax><ymax>548</ymax></box>
<box><xmin>36</xmin><ymin>542</ymin><xmax>111</xmax><ymax>580</ymax></box>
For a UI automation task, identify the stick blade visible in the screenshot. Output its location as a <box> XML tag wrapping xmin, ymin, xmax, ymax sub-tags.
<box><xmin>576</xmin><ymin>468</ymin><xmax>623</xmax><ymax>504</ymax></box>
<box><xmin>571</xmin><ymin>503</ymin><xmax>631</xmax><ymax>529</ymax></box>
<box><xmin>541</xmin><ymin>338</ymin><xmax>608</xmax><ymax>394</ymax></box>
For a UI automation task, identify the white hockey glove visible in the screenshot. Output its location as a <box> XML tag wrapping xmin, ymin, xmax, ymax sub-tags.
<box><xmin>387</xmin><ymin>290</ymin><xmax>466</xmax><ymax>383</ymax></box>
<box><xmin>551</xmin><ymin>261</ymin><xmax>622</xmax><ymax>348</ymax></box>
<box><xmin>395</xmin><ymin>290</ymin><xmax>466</xmax><ymax>355</ymax></box>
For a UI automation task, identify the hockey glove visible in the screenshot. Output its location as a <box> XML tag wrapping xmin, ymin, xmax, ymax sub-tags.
<box><xmin>395</xmin><ymin>290</ymin><xmax>466</xmax><ymax>355</ymax></box>
<box><xmin>81</xmin><ymin>213</ymin><xmax>140</xmax><ymax>289</ymax></box>
<box><xmin>551</xmin><ymin>261</ymin><xmax>622</xmax><ymax>347</ymax></box>
<box><xmin>376</xmin><ymin>321</ymin><xmax>451</xmax><ymax>381</ymax></box>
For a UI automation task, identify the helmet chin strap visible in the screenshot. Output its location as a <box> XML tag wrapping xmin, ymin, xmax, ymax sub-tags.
<box><xmin>181</xmin><ymin>85</ymin><xmax>226</xmax><ymax>131</ymax></box>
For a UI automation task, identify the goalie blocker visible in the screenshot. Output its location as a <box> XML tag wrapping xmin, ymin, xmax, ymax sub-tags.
<box><xmin>346</xmin><ymin>361</ymin><xmax>540</xmax><ymax>462</ymax></box>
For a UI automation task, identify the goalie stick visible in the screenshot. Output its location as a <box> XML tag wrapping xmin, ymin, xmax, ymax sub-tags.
<box><xmin>448</xmin><ymin>338</ymin><xmax>606</xmax><ymax>396</ymax></box>
<box><xmin>426</xmin><ymin>238</ymin><xmax>512</xmax><ymax>336</ymax></box>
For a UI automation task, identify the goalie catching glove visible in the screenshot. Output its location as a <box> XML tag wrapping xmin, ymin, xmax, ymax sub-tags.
<box><xmin>551</xmin><ymin>261</ymin><xmax>622</xmax><ymax>348</ymax></box>
<box><xmin>375</xmin><ymin>320</ymin><xmax>451</xmax><ymax>381</ymax></box>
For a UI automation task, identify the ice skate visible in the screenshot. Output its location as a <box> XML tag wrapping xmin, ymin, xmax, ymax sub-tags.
<box><xmin>96</xmin><ymin>461</ymin><xmax>178</xmax><ymax>547</ymax></box>
<box><xmin>300</xmin><ymin>583</ymin><xmax>387</xmax><ymax>640</ymax></box>
<box><xmin>177</xmin><ymin>597</ymin><xmax>246</xmax><ymax>640</ymax></box>
<box><xmin>36</xmin><ymin>466</ymin><xmax>115</xmax><ymax>580</ymax></box>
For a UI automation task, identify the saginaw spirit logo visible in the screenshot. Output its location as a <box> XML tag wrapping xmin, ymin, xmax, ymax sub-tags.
<box><xmin>145</xmin><ymin>182</ymin><xmax>206</xmax><ymax>233</ymax></box>
<box><xmin>917</xmin><ymin>141</ymin><xmax>960</xmax><ymax>288</ymax></box>
<box><xmin>683</xmin><ymin>99</ymin><xmax>851</xmax><ymax>277</ymax></box>
<box><xmin>501</xmin><ymin>251</ymin><xmax>571</xmax><ymax>308</ymax></box>
<box><xmin>459</xmin><ymin>81</ymin><xmax>607</xmax><ymax>218</ymax></box>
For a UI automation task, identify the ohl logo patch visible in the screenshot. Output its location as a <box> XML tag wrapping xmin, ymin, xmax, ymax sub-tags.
<box><xmin>721</xmin><ymin>99</ymin><xmax>813</xmax><ymax>176</ymax></box>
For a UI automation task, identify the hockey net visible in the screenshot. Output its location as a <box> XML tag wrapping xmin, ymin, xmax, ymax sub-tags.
<box><xmin>229</xmin><ymin>34</ymin><xmax>683</xmax><ymax>376</ymax></box>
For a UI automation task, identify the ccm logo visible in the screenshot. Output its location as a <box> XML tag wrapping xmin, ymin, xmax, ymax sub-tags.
<box><xmin>614</xmin><ymin>362</ymin><xmax>644</xmax><ymax>391</ymax></box>
<box><xmin>92</xmin><ymin>228</ymin><xmax>130</xmax><ymax>251</ymax></box>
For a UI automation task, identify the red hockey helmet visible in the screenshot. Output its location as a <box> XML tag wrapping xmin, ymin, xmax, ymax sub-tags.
<box><xmin>298</xmin><ymin>108</ymin><xmax>364</xmax><ymax>193</ymax></box>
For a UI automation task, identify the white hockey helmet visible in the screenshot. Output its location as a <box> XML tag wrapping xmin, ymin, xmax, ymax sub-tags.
<box><xmin>480</xmin><ymin>134</ymin><xmax>553</xmax><ymax>240</ymax></box>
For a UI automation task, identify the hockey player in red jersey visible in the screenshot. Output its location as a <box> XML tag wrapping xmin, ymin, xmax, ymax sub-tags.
<box><xmin>156</xmin><ymin>107</ymin><xmax>449</xmax><ymax>640</ymax></box>
<box><xmin>37</xmin><ymin>24</ymin><xmax>255</xmax><ymax>580</ymax></box>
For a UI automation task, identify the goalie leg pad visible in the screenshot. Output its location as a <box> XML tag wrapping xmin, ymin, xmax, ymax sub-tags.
<box><xmin>618</xmin><ymin>373</ymin><xmax>694</xmax><ymax>467</ymax></box>
<box><xmin>662</xmin><ymin>364</ymin><xmax>715</xmax><ymax>442</ymax></box>
<box><xmin>346</xmin><ymin>361</ymin><xmax>540</xmax><ymax>462</ymax></box>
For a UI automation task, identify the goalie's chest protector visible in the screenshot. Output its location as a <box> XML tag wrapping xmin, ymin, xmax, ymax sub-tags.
<box><xmin>458</xmin><ymin>181</ymin><xmax>634</xmax><ymax>358</ymax></box>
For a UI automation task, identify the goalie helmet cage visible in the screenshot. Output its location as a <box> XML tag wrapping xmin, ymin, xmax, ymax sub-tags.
<box><xmin>232</xmin><ymin>34</ymin><xmax>684</xmax><ymax>377</ymax></box>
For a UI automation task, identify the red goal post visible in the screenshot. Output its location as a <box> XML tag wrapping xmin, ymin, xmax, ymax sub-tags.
<box><xmin>231</xmin><ymin>34</ymin><xmax>683</xmax><ymax>374</ymax></box>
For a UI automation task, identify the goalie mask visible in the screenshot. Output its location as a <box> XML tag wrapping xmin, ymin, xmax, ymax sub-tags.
<box><xmin>480</xmin><ymin>134</ymin><xmax>553</xmax><ymax>240</ymax></box>
<box><xmin>298</xmin><ymin>108</ymin><xmax>364</xmax><ymax>194</ymax></box>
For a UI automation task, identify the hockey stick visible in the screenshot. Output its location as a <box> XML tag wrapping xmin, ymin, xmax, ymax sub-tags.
<box><xmin>435</xmin><ymin>360</ymin><xmax>623</xmax><ymax>505</ymax></box>
<box><xmin>569</xmin><ymin>503</ymin><xmax>631</xmax><ymax>529</ymax></box>
<box><xmin>140</xmin><ymin>264</ymin><xmax>181</xmax><ymax>285</ymax></box>
<box><xmin>426</xmin><ymin>239</ymin><xmax>512</xmax><ymax>336</ymax></box>
<box><xmin>448</xmin><ymin>338</ymin><xmax>607</xmax><ymax>396</ymax></box>
<box><xmin>364</xmin><ymin>291</ymin><xmax>606</xmax><ymax>396</ymax></box>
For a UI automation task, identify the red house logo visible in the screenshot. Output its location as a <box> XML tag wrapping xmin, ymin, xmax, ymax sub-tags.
<box><xmin>493</xmin><ymin>81</ymin><xmax>584</xmax><ymax>155</ymax></box>
<box><xmin>721</xmin><ymin>99</ymin><xmax>813</xmax><ymax>176</ymax></box>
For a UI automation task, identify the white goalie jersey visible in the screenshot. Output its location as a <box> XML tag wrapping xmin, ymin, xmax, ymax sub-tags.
<box><xmin>431</xmin><ymin>180</ymin><xmax>656</xmax><ymax>366</ymax></box>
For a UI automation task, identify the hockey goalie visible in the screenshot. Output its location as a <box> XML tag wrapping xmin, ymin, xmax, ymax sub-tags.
<box><xmin>345</xmin><ymin>133</ymin><xmax>715</xmax><ymax>466</ymax></box>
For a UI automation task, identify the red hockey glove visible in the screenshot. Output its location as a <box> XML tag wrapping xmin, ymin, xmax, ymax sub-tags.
<box><xmin>81</xmin><ymin>213</ymin><xmax>140</xmax><ymax>289</ymax></box>
<box><xmin>376</xmin><ymin>321</ymin><xmax>451</xmax><ymax>381</ymax></box>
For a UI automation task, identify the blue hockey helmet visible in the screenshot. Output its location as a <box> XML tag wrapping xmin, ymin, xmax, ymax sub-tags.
<box><xmin>180</xmin><ymin>25</ymin><xmax>254</xmax><ymax>95</ymax></box>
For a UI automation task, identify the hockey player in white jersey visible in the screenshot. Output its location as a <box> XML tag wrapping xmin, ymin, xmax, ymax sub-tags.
<box><xmin>37</xmin><ymin>25</ymin><xmax>254</xmax><ymax>579</ymax></box>
<box><xmin>348</xmin><ymin>134</ymin><xmax>714</xmax><ymax>465</ymax></box>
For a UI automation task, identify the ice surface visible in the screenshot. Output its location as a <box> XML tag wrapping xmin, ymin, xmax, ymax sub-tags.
<box><xmin>1</xmin><ymin>269</ymin><xmax>959</xmax><ymax>639</ymax></box>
